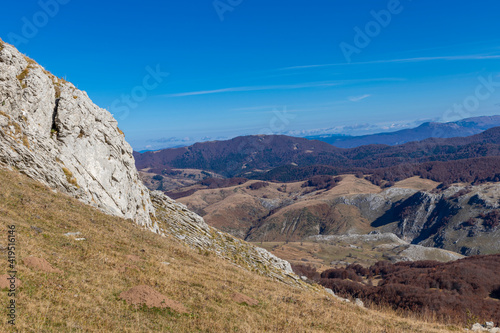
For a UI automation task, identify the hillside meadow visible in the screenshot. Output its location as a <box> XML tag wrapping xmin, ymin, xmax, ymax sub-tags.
<box><xmin>0</xmin><ymin>168</ymin><xmax>463</xmax><ymax>332</ymax></box>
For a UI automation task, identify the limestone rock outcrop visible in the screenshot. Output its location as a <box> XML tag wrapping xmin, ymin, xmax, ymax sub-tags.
<box><xmin>0</xmin><ymin>39</ymin><xmax>154</xmax><ymax>227</ymax></box>
<box><xmin>0</xmin><ymin>39</ymin><xmax>301</xmax><ymax>286</ymax></box>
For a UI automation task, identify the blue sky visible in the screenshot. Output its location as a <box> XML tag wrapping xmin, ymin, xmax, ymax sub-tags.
<box><xmin>1</xmin><ymin>0</ymin><xmax>500</xmax><ymax>150</ymax></box>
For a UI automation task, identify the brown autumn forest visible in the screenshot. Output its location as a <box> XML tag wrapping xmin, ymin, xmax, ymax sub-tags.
<box><xmin>135</xmin><ymin>127</ymin><xmax>500</xmax><ymax>187</ymax></box>
<box><xmin>293</xmin><ymin>254</ymin><xmax>500</xmax><ymax>326</ymax></box>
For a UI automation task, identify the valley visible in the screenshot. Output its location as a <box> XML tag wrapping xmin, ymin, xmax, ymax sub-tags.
<box><xmin>2</xmin><ymin>168</ymin><xmax>458</xmax><ymax>332</ymax></box>
<box><xmin>2</xmin><ymin>4</ymin><xmax>500</xmax><ymax>329</ymax></box>
<box><xmin>140</xmin><ymin>171</ymin><xmax>500</xmax><ymax>257</ymax></box>
<box><xmin>130</xmin><ymin>115</ymin><xmax>500</xmax><ymax>329</ymax></box>
<box><xmin>254</xmin><ymin>238</ymin><xmax>463</xmax><ymax>273</ymax></box>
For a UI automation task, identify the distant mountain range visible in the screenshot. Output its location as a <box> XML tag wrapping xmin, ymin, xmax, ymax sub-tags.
<box><xmin>134</xmin><ymin>126</ymin><xmax>500</xmax><ymax>183</ymax></box>
<box><xmin>134</xmin><ymin>135</ymin><xmax>342</xmax><ymax>177</ymax></box>
<box><xmin>305</xmin><ymin>115</ymin><xmax>500</xmax><ymax>148</ymax></box>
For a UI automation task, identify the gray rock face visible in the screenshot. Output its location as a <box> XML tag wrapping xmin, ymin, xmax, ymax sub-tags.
<box><xmin>0</xmin><ymin>40</ymin><xmax>154</xmax><ymax>226</ymax></box>
<box><xmin>342</xmin><ymin>184</ymin><xmax>500</xmax><ymax>255</ymax></box>
<box><xmin>150</xmin><ymin>191</ymin><xmax>302</xmax><ymax>286</ymax></box>
<box><xmin>308</xmin><ymin>232</ymin><xmax>464</xmax><ymax>263</ymax></box>
<box><xmin>337</xmin><ymin>187</ymin><xmax>417</xmax><ymax>222</ymax></box>
<box><xmin>471</xmin><ymin>322</ymin><xmax>500</xmax><ymax>332</ymax></box>
<box><xmin>0</xmin><ymin>40</ymin><xmax>300</xmax><ymax>286</ymax></box>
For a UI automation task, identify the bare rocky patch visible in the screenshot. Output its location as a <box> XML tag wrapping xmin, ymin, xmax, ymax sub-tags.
<box><xmin>231</xmin><ymin>292</ymin><xmax>259</xmax><ymax>306</ymax></box>
<box><xmin>119</xmin><ymin>285</ymin><xmax>188</xmax><ymax>313</ymax></box>
<box><xmin>124</xmin><ymin>254</ymin><xmax>142</xmax><ymax>262</ymax></box>
<box><xmin>0</xmin><ymin>274</ymin><xmax>21</xmax><ymax>289</ymax></box>
<box><xmin>23</xmin><ymin>257</ymin><xmax>62</xmax><ymax>273</ymax></box>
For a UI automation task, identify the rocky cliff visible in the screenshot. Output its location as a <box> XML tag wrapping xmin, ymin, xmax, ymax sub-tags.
<box><xmin>0</xmin><ymin>39</ymin><xmax>154</xmax><ymax>227</ymax></box>
<box><xmin>326</xmin><ymin>184</ymin><xmax>500</xmax><ymax>255</ymax></box>
<box><xmin>0</xmin><ymin>39</ymin><xmax>300</xmax><ymax>286</ymax></box>
<box><xmin>373</xmin><ymin>184</ymin><xmax>500</xmax><ymax>255</ymax></box>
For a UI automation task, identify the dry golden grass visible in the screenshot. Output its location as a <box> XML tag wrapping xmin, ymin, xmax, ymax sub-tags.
<box><xmin>393</xmin><ymin>176</ymin><xmax>440</xmax><ymax>191</ymax></box>
<box><xmin>0</xmin><ymin>169</ymin><xmax>461</xmax><ymax>332</ymax></box>
<box><xmin>16</xmin><ymin>58</ymin><xmax>37</xmax><ymax>90</ymax></box>
<box><xmin>61</xmin><ymin>167</ymin><xmax>78</xmax><ymax>188</ymax></box>
<box><xmin>16</xmin><ymin>67</ymin><xmax>30</xmax><ymax>89</ymax></box>
<box><xmin>315</xmin><ymin>175</ymin><xmax>382</xmax><ymax>199</ymax></box>
<box><xmin>255</xmin><ymin>240</ymin><xmax>388</xmax><ymax>272</ymax></box>
<box><xmin>258</xmin><ymin>242</ymin><xmax>328</xmax><ymax>271</ymax></box>
<box><xmin>178</xmin><ymin>176</ymin><xmax>380</xmax><ymax>241</ymax></box>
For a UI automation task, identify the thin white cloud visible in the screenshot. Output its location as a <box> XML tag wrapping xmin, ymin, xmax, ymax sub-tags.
<box><xmin>148</xmin><ymin>136</ymin><xmax>192</xmax><ymax>143</ymax></box>
<box><xmin>164</xmin><ymin>82</ymin><xmax>341</xmax><ymax>97</ymax></box>
<box><xmin>281</xmin><ymin>64</ymin><xmax>331</xmax><ymax>70</ymax></box>
<box><xmin>380</xmin><ymin>55</ymin><xmax>500</xmax><ymax>63</ymax></box>
<box><xmin>231</xmin><ymin>105</ymin><xmax>281</xmax><ymax>112</ymax></box>
<box><xmin>164</xmin><ymin>78</ymin><xmax>404</xmax><ymax>98</ymax></box>
<box><xmin>233</xmin><ymin>101</ymin><xmax>351</xmax><ymax>114</ymax></box>
<box><xmin>281</xmin><ymin>54</ymin><xmax>500</xmax><ymax>71</ymax></box>
<box><xmin>348</xmin><ymin>94</ymin><xmax>371</xmax><ymax>102</ymax></box>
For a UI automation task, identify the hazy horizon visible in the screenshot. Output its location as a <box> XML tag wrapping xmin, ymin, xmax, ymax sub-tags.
<box><xmin>2</xmin><ymin>0</ymin><xmax>500</xmax><ymax>150</ymax></box>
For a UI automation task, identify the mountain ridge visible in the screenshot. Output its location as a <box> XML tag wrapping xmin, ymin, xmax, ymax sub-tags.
<box><xmin>0</xmin><ymin>166</ymin><xmax>457</xmax><ymax>332</ymax></box>
<box><xmin>172</xmin><ymin>175</ymin><xmax>500</xmax><ymax>256</ymax></box>
<box><xmin>134</xmin><ymin>126</ymin><xmax>500</xmax><ymax>183</ymax></box>
<box><xmin>306</xmin><ymin>115</ymin><xmax>500</xmax><ymax>148</ymax></box>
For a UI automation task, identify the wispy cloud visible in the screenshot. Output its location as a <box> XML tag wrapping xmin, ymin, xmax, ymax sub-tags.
<box><xmin>164</xmin><ymin>82</ymin><xmax>341</xmax><ymax>97</ymax></box>
<box><xmin>348</xmin><ymin>94</ymin><xmax>371</xmax><ymax>102</ymax></box>
<box><xmin>164</xmin><ymin>79</ymin><xmax>403</xmax><ymax>98</ymax></box>
<box><xmin>283</xmin><ymin>118</ymin><xmax>433</xmax><ymax>137</ymax></box>
<box><xmin>230</xmin><ymin>105</ymin><xmax>281</xmax><ymax>112</ymax></box>
<box><xmin>281</xmin><ymin>54</ymin><xmax>500</xmax><ymax>71</ymax></box>
<box><xmin>378</xmin><ymin>55</ymin><xmax>500</xmax><ymax>63</ymax></box>
<box><xmin>148</xmin><ymin>136</ymin><xmax>191</xmax><ymax>143</ymax></box>
<box><xmin>282</xmin><ymin>64</ymin><xmax>332</xmax><ymax>70</ymax></box>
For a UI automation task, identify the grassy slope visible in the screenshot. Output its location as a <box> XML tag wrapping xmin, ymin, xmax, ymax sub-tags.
<box><xmin>255</xmin><ymin>241</ymin><xmax>390</xmax><ymax>271</ymax></box>
<box><xmin>175</xmin><ymin>175</ymin><xmax>440</xmax><ymax>243</ymax></box>
<box><xmin>255</xmin><ymin>240</ymin><xmax>462</xmax><ymax>273</ymax></box>
<box><xmin>176</xmin><ymin>175</ymin><xmax>383</xmax><ymax>241</ymax></box>
<box><xmin>0</xmin><ymin>169</ymin><xmax>459</xmax><ymax>332</ymax></box>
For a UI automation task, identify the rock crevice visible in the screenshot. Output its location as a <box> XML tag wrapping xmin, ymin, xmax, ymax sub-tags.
<box><xmin>51</xmin><ymin>97</ymin><xmax>60</xmax><ymax>136</ymax></box>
